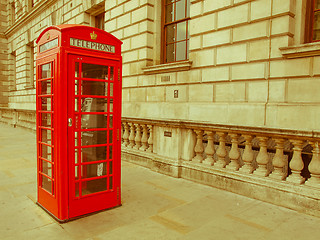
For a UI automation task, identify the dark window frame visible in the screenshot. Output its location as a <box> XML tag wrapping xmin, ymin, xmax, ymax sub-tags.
<box><xmin>162</xmin><ymin>0</ymin><xmax>190</xmax><ymax>63</ymax></box>
<box><xmin>306</xmin><ymin>0</ymin><xmax>320</xmax><ymax>43</ymax></box>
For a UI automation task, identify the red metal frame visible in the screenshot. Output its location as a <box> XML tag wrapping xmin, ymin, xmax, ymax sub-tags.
<box><xmin>36</xmin><ymin>25</ymin><xmax>122</xmax><ymax>222</ymax></box>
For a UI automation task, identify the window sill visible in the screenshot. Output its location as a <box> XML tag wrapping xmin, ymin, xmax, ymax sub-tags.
<box><xmin>280</xmin><ymin>42</ymin><xmax>320</xmax><ymax>59</ymax></box>
<box><xmin>142</xmin><ymin>61</ymin><xmax>193</xmax><ymax>75</ymax></box>
<box><xmin>24</xmin><ymin>85</ymin><xmax>35</xmax><ymax>90</ymax></box>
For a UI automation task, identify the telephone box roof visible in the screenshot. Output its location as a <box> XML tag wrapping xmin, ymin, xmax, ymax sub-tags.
<box><xmin>36</xmin><ymin>24</ymin><xmax>122</xmax><ymax>45</ymax></box>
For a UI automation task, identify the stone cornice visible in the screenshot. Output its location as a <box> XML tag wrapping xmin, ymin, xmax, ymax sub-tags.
<box><xmin>142</xmin><ymin>60</ymin><xmax>192</xmax><ymax>75</ymax></box>
<box><xmin>5</xmin><ymin>0</ymin><xmax>56</xmax><ymax>37</ymax></box>
<box><xmin>280</xmin><ymin>42</ymin><xmax>320</xmax><ymax>59</ymax></box>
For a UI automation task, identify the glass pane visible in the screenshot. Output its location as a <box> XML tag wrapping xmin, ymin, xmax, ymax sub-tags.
<box><xmin>109</xmin><ymin>145</ymin><xmax>113</xmax><ymax>159</ymax></box>
<box><xmin>42</xmin><ymin>160</ymin><xmax>53</xmax><ymax>177</ymax></box>
<box><xmin>109</xmin><ymin>130</ymin><xmax>113</xmax><ymax>144</ymax></box>
<box><xmin>110</xmin><ymin>82</ymin><xmax>114</xmax><ymax>97</ymax></box>
<box><xmin>75</xmin><ymin>62</ymin><xmax>79</xmax><ymax>78</ymax></box>
<box><xmin>110</xmin><ymin>101</ymin><xmax>113</xmax><ymax>113</ymax></box>
<box><xmin>75</xmin><ymin>148</ymin><xmax>79</xmax><ymax>164</ymax></box>
<box><xmin>75</xmin><ymin>182</ymin><xmax>79</xmax><ymax>197</ymax></box>
<box><xmin>82</xmin><ymin>81</ymin><xmax>108</xmax><ymax>96</ymax></box>
<box><xmin>41</xmin><ymin>129</ymin><xmax>52</xmax><ymax>145</ymax></box>
<box><xmin>313</xmin><ymin>12</ymin><xmax>320</xmax><ymax>41</ymax></box>
<box><xmin>110</xmin><ymin>67</ymin><xmax>114</xmax><ymax>81</ymax></box>
<box><xmin>109</xmin><ymin>176</ymin><xmax>113</xmax><ymax>190</ymax></box>
<box><xmin>166</xmin><ymin>0</ymin><xmax>174</xmax><ymax>3</ymax></box>
<box><xmin>41</xmin><ymin>145</ymin><xmax>53</xmax><ymax>161</ymax></box>
<box><xmin>42</xmin><ymin>177</ymin><xmax>52</xmax><ymax>194</ymax></box>
<box><xmin>81</xmin><ymin>98</ymin><xmax>108</xmax><ymax>113</ymax></box>
<box><xmin>186</xmin><ymin>0</ymin><xmax>190</xmax><ymax>18</ymax></box>
<box><xmin>166</xmin><ymin>24</ymin><xmax>175</xmax><ymax>43</ymax></box>
<box><xmin>82</xmin><ymin>177</ymin><xmax>107</xmax><ymax>196</ymax></box>
<box><xmin>40</xmin><ymin>80</ymin><xmax>51</xmax><ymax>95</ymax></box>
<box><xmin>176</xmin><ymin>41</ymin><xmax>187</xmax><ymax>61</ymax></box>
<box><xmin>40</xmin><ymin>97</ymin><xmax>51</xmax><ymax>111</ymax></box>
<box><xmin>109</xmin><ymin>114</ymin><xmax>113</xmax><ymax>128</ymax></box>
<box><xmin>176</xmin><ymin>0</ymin><xmax>186</xmax><ymax>20</ymax></box>
<box><xmin>166</xmin><ymin>44</ymin><xmax>175</xmax><ymax>62</ymax></box>
<box><xmin>75</xmin><ymin>80</ymin><xmax>79</xmax><ymax>95</ymax></box>
<box><xmin>82</xmin><ymin>63</ymin><xmax>108</xmax><ymax>79</ymax></box>
<box><xmin>75</xmin><ymin>98</ymin><xmax>79</xmax><ymax>112</ymax></box>
<box><xmin>41</xmin><ymin>63</ymin><xmax>51</xmax><ymax>79</ymax></box>
<box><xmin>177</xmin><ymin>21</ymin><xmax>187</xmax><ymax>41</ymax></box>
<box><xmin>166</xmin><ymin>3</ymin><xmax>174</xmax><ymax>23</ymax></box>
<box><xmin>109</xmin><ymin>161</ymin><xmax>113</xmax><ymax>174</ymax></box>
<box><xmin>81</xmin><ymin>145</ymin><xmax>107</xmax><ymax>162</ymax></box>
<box><xmin>81</xmin><ymin>114</ymin><xmax>108</xmax><ymax>129</ymax></box>
<box><xmin>40</xmin><ymin>113</ymin><xmax>53</xmax><ymax>127</ymax></box>
<box><xmin>81</xmin><ymin>162</ymin><xmax>107</xmax><ymax>179</ymax></box>
<box><xmin>316</xmin><ymin>0</ymin><xmax>320</xmax><ymax>10</ymax></box>
<box><xmin>75</xmin><ymin>132</ymin><xmax>78</xmax><ymax>147</ymax></box>
<box><xmin>81</xmin><ymin>131</ymin><xmax>108</xmax><ymax>146</ymax></box>
<box><xmin>75</xmin><ymin>166</ymin><xmax>79</xmax><ymax>180</ymax></box>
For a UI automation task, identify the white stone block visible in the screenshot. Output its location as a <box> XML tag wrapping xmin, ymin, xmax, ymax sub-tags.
<box><xmin>251</xmin><ymin>0</ymin><xmax>272</xmax><ymax>21</ymax></box>
<box><xmin>202</xmin><ymin>66</ymin><xmax>230</xmax><ymax>82</ymax></box>
<box><xmin>203</xmin><ymin>29</ymin><xmax>231</xmax><ymax>48</ymax></box>
<box><xmin>247</xmin><ymin>81</ymin><xmax>268</xmax><ymax>102</ymax></box>
<box><xmin>190</xmin><ymin>13</ymin><xmax>216</xmax><ymax>35</ymax></box>
<box><xmin>215</xmin><ymin>82</ymin><xmax>246</xmax><ymax>102</ymax></box>
<box><xmin>216</xmin><ymin>43</ymin><xmax>247</xmax><ymax>64</ymax></box>
<box><xmin>231</xmin><ymin>62</ymin><xmax>266</xmax><ymax>80</ymax></box>
<box><xmin>233</xmin><ymin>21</ymin><xmax>269</xmax><ymax>42</ymax></box>
<box><xmin>189</xmin><ymin>84</ymin><xmax>214</xmax><ymax>102</ymax></box>
<box><xmin>203</xmin><ymin>0</ymin><xmax>232</xmax><ymax>13</ymax></box>
<box><xmin>217</xmin><ymin>4</ymin><xmax>248</xmax><ymax>29</ymax></box>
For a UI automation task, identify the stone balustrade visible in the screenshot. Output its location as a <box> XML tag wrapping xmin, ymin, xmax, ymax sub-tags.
<box><xmin>121</xmin><ymin>117</ymin><xmax>320</xmax><ymax>216</ymax></box>
<box><xmin>121</xmin><ymin>117</ymin><xmax>320</xmax><ymax>187</ymax></box>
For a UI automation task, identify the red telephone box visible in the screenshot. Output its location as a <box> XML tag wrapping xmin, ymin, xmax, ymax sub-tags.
<box><xmin>35</xmin><ymin>25</ymin><xmax>122</xmax><ymax>222</ymax></box>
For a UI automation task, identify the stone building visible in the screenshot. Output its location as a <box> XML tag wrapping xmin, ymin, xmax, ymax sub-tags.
<box><xmin>1</xmin><ymin>0</ymin><xmax>320</xmax><ymax>216</ymax></box>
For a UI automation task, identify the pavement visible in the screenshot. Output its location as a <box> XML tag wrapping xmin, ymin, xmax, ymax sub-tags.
<box><xmin>1</xmin><ymin>123</ymin><xmax>320</xmax><ymax>240</ymax></box>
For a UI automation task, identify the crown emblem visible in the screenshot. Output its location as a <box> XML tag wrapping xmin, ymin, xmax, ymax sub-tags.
<box><xmin>90</xmin><ymin>31</ymin><xmax>97</xmax><ymax>40</ymax></box>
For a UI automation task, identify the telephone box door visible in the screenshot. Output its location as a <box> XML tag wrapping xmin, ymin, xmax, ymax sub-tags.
<box><xmin>67</xmin><ymin>54</ymin><xmax>121</xmax><ymax>218</ymax></box>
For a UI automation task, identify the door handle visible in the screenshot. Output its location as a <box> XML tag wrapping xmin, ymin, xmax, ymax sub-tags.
<box><xmin>68</xmin><ymin>118</ymin><xmax>73</xmax><ymax>127</ymax></box>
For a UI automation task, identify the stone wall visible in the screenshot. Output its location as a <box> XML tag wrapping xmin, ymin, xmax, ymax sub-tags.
<box><xmin>0</xmin><ymin>0</ymin><xmax>9</xmax><ymax>107</ymax></box>
<box><xmin>114</xmin><ymin>0</ymin><xmax>320</xmax><ymax>132</ymax></box>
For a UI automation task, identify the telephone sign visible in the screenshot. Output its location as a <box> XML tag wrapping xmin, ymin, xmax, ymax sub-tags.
<box><xmin>35</xmin><ymin>25</ymin><xmax>122</xmax><ymax>222</ymax></box>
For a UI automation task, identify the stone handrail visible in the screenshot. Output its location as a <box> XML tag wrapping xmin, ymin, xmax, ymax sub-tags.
<box><xmin>121</xmin><ymin>117</ymin><xmax>320</xmax><ymax>188</ymax></box>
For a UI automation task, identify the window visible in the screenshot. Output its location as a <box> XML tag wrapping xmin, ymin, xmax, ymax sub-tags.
<box><xmin>163</xmin><ymin>0</ymin><xmax>190</xmax><ymax>63</ymax></box>
<box><xmin>26</xmin><ymin>41</ymin><xmax>35</xmax><ymax>88</ymax></box>
<box><xmin>95</xmin><ymin>12</ymin><xmax>105</xmax><ymax>30</ymax></box>
<box><xmin>9</xmin><ymin>51</ymin><xmax>16</xmax><ymax>91</ymax></box>
<box><xmin>306</xmin><ymin>0</ymin><xmax>320</xmax><ymax>42</ymax></box>
<box><xmin>10</xmin><ymin>2</ymin><xmax>15</xmax><ymax>24</ymax></box>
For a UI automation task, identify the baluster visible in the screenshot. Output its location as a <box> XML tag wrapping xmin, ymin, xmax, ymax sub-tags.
<box><xmin>146</xmin><ymin>125</ymin><xmax>153</xmax><ymax>153</ymax></box>
<box><xmin>128</xmin><ymin>123</ymin><xmax>136</xmax><ymax>148</ymax></box>
<box><xmin>192</xmin><ymin>130</ymin><xmax>204</xmax><ymax>163</ymax></box>
<box><xmin>253</xmin><ymin>136</ymin><xmax>270</xmax><ymax>177</ymax></box>
<box><xmin>215</xmin><ymin>132</ymin><xmax>227</xmax><ymax>168</ymax></box>
<box><xmin>122</xmin><ymin>122</ymin><xmax>130</xmax><ymax>147</ymax></box>
<box><xmin>121</xmin><ymin>123</ymin><xmax>124</xmax><ymax>144</ymax></box>
<box><xmin>139</xmin><ymin>124</ymin><xmax>148</xmax><ymax>151</ymax></box>
<box><xmin>306</xmin><ymin>141</ymin><xmax>320</xmax><ymax>187</ymax></box>
<box><xmin>239</xmin><ymin>135</ymin><xmax>254</xmax><ymax>174</ymax></box>
<box><xmin>287</xmin><ymin>140</ymin><xmax>305</xmax><ymax>184</ymax></box>
<box><xmin>203</xmin><ymin>131</ymin><xmax>215</xmax><ymax>166</ymax></box>
<box><xmin>134</xmin><ymin>124</ymin><xmax>142</xmax><ymax>150</ymax></box>
<box><xmin>226</xmin><ymin>133</ymin><xmax>240</xmax><ymax>171</ymax></box>
<box><xmin>269</xmin><ymin>138</ymin><xmax>286</xmax><ymax>180</ymax></box>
